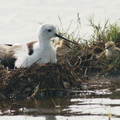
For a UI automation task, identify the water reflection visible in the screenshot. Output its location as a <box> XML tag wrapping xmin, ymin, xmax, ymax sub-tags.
<box><xmin>0</xmin><ymin>90</ymin><xmax>120</xmax><ymax>120</ymax></box>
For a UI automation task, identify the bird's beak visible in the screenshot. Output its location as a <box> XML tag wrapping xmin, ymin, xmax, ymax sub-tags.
<box><xmin>105</xmin><ymin>45</ymin><xmax>112</xmax><ymax>49</ymax></box>
<box><xmin>105</xmin><ymin>47</ymin><xmax>108</xmax><ymax>49</ymax></box>
<box><xmin>54</xmin><ymin>33</ymin><xmax>77</xmax><ymax>44</ymax></box>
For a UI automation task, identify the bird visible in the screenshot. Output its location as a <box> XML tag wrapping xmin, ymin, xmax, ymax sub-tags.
<box><xmin>53</xmin><ymin>39</ymin><xmax>71</xmax><ymax>56</ymax></box>
<box><xmin>0</xmin><ymin>43</ymin><xmax>23</xmax><ymax>69</ymax></box>
<box><xmin>105</xmin><ymin>41</ymin><xmax>120</xmax><ymax>60</ymax></box>
<box><xmin>0</xmin><ymin>24</ymin><xmax>75</xmax><ymax>68</ymax></box>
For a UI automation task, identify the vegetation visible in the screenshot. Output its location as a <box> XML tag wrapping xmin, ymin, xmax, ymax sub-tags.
<box><xmin>0</xmin><ymin>17</ymin><xmax>120</xmax><ymax>100</ymax></box>
<box><xmin>88</xmin><ymin>18</ymin><xmax>120</xmax><ymax>70</ymax></box>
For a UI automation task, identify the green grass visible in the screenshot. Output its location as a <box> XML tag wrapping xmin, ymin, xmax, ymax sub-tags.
<box><xmin>106</xmin><ymin>23</ymin><xmax>120</xmax><ymax>42</ymax></box>
<box><xmin>88</xmin><ymin>17</ymin><xmax>120</xmax><ymax>44</ymax></box>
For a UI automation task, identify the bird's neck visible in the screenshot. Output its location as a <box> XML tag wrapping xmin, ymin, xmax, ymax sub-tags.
<box><xmin>39</xmin><ymin>37</ymin><xmax>52</xmax><ymax>48</ymax></box>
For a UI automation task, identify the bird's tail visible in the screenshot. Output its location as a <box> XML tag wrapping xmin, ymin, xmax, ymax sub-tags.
<box><xmin>14</xmin><ymin>44</ymin><xmax>29</xmax><ymax>68</ymax></box>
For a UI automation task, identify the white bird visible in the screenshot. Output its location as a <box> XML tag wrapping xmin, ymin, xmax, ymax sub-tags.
<box><xmin>14</xmin><ymin>24</ymin><xmax>75</xmax><ymax>68</ymax></box>
<box><xmin>0</xmin><ymin>24</ymin><xmax>75</xmax><ymax>68</ymax></box>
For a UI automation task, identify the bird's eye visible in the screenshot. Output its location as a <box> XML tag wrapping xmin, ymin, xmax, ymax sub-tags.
<box><xmin>48</xmin><ymin>29</ymin><xmax>51</xmax><ymax>32</ymax></box>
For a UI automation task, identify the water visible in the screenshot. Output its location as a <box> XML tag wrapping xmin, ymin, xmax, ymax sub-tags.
<box><xmin>0</xmin><ymin>0</ymin><xmax>120</xmax><ymax>44</ymax></box>
<box><xmin>1</xmin><ymin>74</ymin><xmax>120</xmax><ymax>120</ymax></box>
<box><xmin>0</xmin><ymin>88</ymin><xmax>120</xmax><ymax>120</ymax></box>
<box><xmin>0</xmin><ymin>0</ymin><xmax>120</xmax><ymax>119</ymax></box>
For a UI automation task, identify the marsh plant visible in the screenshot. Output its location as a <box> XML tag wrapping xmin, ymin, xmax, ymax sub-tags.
<box><xmin>87</xmin><ymin>17</ymin><xmax>120</xmax><ymax>70</ymax></box>
<box><xmin>88</xmin><ymin>17</ymin><xmax>120</xmax><ymax>43</ymax></box>
<box><xmin>56</xmin><ymin>16</ymin><xmax>120</xmax><ymax>71</ymax></box>
<box><xmin>57</xmin><ymin>14</ymin><xmax>82</xmax><ymax>43</ymax></box>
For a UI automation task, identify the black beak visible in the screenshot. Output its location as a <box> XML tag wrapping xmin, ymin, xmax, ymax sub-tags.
<box><xmin>54</xmin><ymin>33</ymin><xmax>77</xmax><ymax>44</ymax></box>
<box><xmin>105</xmin><ymin>45</ymin><xmax>112</xmax><ymax>49</ymax></box>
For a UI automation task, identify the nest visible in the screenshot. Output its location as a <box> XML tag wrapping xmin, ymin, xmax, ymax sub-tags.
<box><xmin>0</xmin><ymin>40</ymin><xmax>120</xmax><ymax>100</ymax></box>
<box><xmin>0</xmin><ymin>61</ymin><xmax>83</xmax><ymax>100</ymax></box>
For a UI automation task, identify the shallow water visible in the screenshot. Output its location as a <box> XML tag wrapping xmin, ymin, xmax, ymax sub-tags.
<box><xmin>0</xmin><ymin>87</ymin><xmax>120</xmax><ymax>120</ymax></box>
<box><xmin>1</xmin><ymin>74</ymin><xmax>120</xmax><ymax>120</ymax></box>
